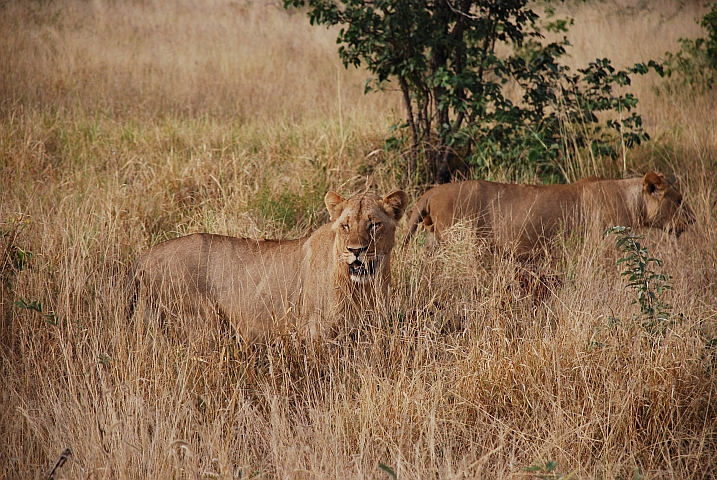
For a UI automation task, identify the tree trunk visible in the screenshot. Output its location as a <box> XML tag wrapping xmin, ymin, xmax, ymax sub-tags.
<box><xmin>436</xmin><ymin>146</ymin><xmax>452</xmax><ymax>184</ymax></box>
<box><xmin>398</xmin><ymin>76</ymin><xmax>418</xmax><ymax>179</ymax></box>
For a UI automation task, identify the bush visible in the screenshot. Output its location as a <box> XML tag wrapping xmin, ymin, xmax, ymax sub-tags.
<box><xmin>662</xmin><ymin>2</ymin><xmax>717</xmax><ymax>92</ymax></box>
<box><xmin>284</xmin><ymin>0</ymin><xmax>661</xmax><ymax>183</ymax></box>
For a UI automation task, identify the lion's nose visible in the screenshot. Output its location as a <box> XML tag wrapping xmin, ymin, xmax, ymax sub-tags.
<box><xmin>347</xmin><ymin>246</ymin><xmax>367</xmax><ymax>256</ymax></box>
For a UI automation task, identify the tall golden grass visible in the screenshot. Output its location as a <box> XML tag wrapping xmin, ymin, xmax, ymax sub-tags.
<box><xmin>1</xmin><ymin>0</ymin><xmax>716</xmax><ymax>478</ymax></box>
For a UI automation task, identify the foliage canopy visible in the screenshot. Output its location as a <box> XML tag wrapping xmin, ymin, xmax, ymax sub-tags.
<box><xmin>284</xmin><ymin>0</ymin><xmax>662</xmax><ymax>183</ymax></box>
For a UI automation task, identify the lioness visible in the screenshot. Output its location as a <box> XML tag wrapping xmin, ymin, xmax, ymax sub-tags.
<box><xmin>128</xmin><ymin>189</ymin><xmax>409</xmax><ymax>343</ymax></box>
<box><xmin>403</xmin><ymin>172</ymin><xmax>694</xmax><ymax>257</ymax></box>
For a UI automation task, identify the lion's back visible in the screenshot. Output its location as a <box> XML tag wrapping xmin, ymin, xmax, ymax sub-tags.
<box><xmin>409</xmin><ymin>180</ymin><xmax>584</xmax><ymax>253</ymax></box>
<box><xmin>132</xmin><ymin>233</ymin><xmax>307</xmax><ymax>342</ymax></box>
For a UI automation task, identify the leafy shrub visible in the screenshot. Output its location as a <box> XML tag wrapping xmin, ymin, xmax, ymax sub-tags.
<box><xmin>662</xmin><ymin>2</ymin><xmax>717</xmax><ymax>92</ymax></box>
<box><xmin>284</xmin><ymin>0</ymin><xmax>661</xmax><ymax>183</ymax></box>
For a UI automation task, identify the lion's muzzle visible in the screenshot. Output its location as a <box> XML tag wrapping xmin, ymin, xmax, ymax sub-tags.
<box><xmin>346</xmin><ymin>245</ymin><xmax>379</xmax><ymax>283</ymax></box>
<box><xmin>668</xmin><ymin>204</ymin><xmax>696</xmax><ymax>238</ymax></box>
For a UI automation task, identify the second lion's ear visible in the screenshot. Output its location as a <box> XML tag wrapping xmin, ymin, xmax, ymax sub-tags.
<box><xmin>325</xmin><ymin>191</ymin><xmax>346</xmax><ymax>220</ymax></box>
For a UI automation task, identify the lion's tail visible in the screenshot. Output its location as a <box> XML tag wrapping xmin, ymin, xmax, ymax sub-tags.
<box><xmin>402</xmin><ymin>196</ymin><xmax>429</xmax><ymax>248</ymax></box>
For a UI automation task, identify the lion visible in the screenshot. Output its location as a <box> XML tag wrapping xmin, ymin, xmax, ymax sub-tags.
<box><xmin>128</xmin><ymin>189</ymin><xmax>409</xmax><ymax>344</ymax></box>
<box><xmin>403</xmin><ymin>172</ymin><xmax>694</xmax><ymax>258</ymax></box>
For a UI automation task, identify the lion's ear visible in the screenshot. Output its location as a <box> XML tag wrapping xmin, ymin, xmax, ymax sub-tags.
<box><xmin>382</xmin><ymin>190</ymin><xmax>409</xmax><ymax>221</ymax></box>
<box><xmin>325</xmin><ymin>191</ymin><xmax>346</xmax><ymax>220</ymax></box>
<box><xmin>643</xmin><ymin>172</ymin><xmax>667</xmax><ymax>196</ymax></box>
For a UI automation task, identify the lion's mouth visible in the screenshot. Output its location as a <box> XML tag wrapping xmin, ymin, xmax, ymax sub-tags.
<box><xmin>349</xmin><ymin>259</ymin><xmax>376</xmax><ymax>281</ymax></box>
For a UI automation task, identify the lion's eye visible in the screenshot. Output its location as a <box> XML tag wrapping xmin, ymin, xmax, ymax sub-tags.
<box><xmin>370</xmin><ymin>222</ymin><xmax>381</xmax><ymax>230</ymax></box>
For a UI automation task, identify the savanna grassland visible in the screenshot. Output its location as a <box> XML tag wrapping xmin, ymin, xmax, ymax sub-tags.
<box><xmin>2</xmin><ymin>0</ymin><xmax>717</xmax><ymax>478</ymax></box>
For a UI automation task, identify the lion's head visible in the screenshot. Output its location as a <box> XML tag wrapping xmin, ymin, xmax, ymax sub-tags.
<box><xmin>325</xmin><ymin>190</ymin><xmax>409</xmax><ymax>284</ymax></box>
<box><xmin>642</xmin><ymin>172</ymin><xmax>695</xmax><ymax>237</ymax></box>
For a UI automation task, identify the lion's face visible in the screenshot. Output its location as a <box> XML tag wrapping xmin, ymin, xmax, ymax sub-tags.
<box><xmin>325</xmin><ymin>190</ymin><xmax>409</xmax><ymax>284</ymax></box>
<box><xmin>642</xmin><ymin>173</ymin><xmax>695</xmax><ymax>237</ymax></box>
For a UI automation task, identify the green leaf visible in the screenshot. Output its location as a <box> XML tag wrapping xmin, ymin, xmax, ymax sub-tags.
<box><xmin>379</xmin><ymin>463</ymin><xmax>397</xmax><ymax>479</ymax></box>
<box><xmin>15</xmin><ymin>297</ymin><xmax>43</xmax><ymax>313</ymax></box>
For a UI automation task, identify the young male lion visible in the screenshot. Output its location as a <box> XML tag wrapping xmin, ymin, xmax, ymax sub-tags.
<box><xmin>403</xmin><ymin>172</ymin><xmax>694</xmax><ymax>258</ymax></box>
<box><xmin>128</xmin><ymin>189</ymin><xmax>409</xmax><ymax>344</ymax></box>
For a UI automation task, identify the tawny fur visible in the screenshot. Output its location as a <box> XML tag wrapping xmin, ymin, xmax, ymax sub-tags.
<box><xmin>129</xmin><ymin>190</ymin><xmax>409</xmax><ymax>343</ymax></box>
<box><xmin>403</xmin><ymin>173</ymin><xmax>694</xmax><ymax>257</ymax></box>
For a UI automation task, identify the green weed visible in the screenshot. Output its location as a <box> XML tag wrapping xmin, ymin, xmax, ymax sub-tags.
<box><xmin>605</xmin><ymin>226</ymin><xmax>674</xmax><ymax>334</ymax></box>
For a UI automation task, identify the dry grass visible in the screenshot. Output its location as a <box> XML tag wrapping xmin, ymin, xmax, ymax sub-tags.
<box><xmin>1</xmin><ymin>0</ymin><xmax>717</xmax><ymax>478</ymax></box>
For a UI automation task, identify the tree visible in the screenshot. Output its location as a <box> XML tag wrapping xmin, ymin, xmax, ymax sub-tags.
<box><xmin>285</xmin><ymin>0</ymin><xmax>660</xmax><ymax>183</ymax></box>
